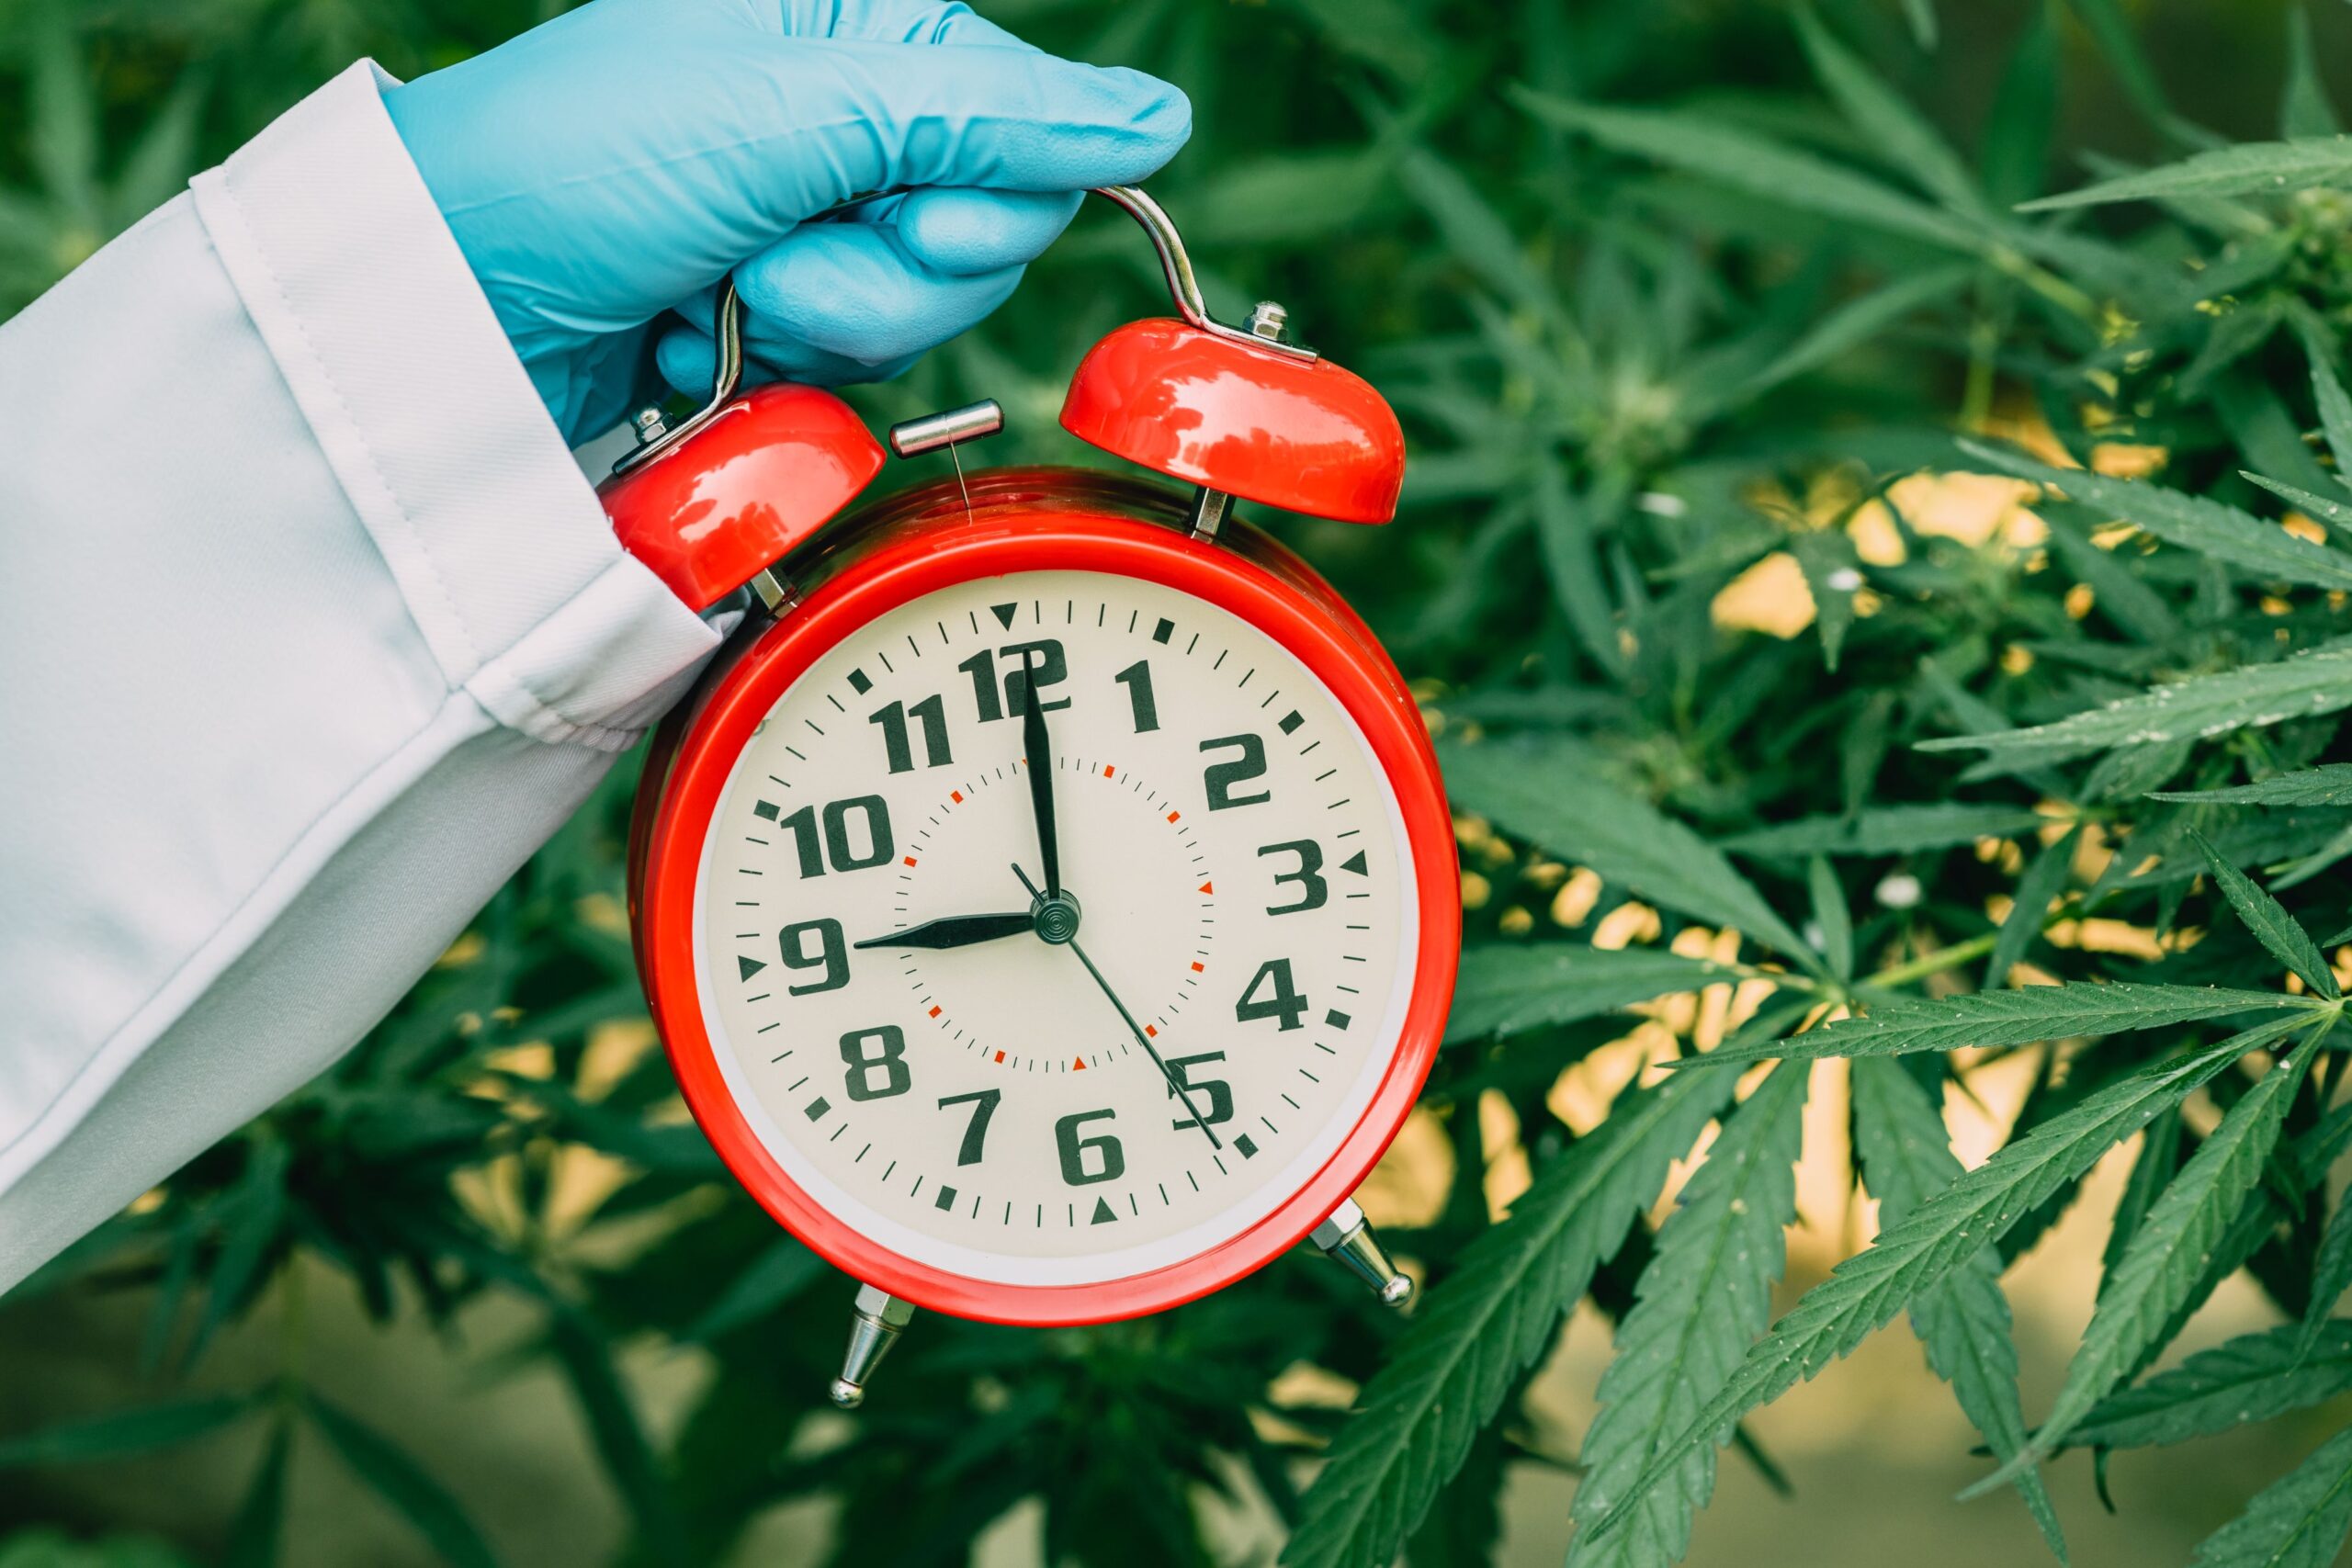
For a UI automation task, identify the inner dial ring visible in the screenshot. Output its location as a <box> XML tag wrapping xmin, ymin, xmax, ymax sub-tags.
<box><xmin>896</xmin><ymin>760</ymin><xmax>1214</xmax><ymax>1074</ymax></box>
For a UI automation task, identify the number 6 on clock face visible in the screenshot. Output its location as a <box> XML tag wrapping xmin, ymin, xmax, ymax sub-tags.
<box><xmin>638</xmin><ymin>503</ymin><xmax>1458</xmax><ymax>1327</ymax></box>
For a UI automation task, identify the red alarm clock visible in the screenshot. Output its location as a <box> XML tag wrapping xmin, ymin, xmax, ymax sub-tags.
<box><xmin>605</xmin><ymin>188</ymin><xmax>1457</xmax><ymax>1405</ymax></box>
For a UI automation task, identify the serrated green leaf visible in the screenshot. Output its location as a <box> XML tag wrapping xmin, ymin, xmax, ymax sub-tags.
<box><xmin>1973</xmin><ymin>1041</ymin><xmax>2317</xmax><ymax>1491</ymax></box>
<box><xmin>549</xmin><ymin>1309</ymin><xmax>687</xmax><ymax>1567</ymax></box>
<box><xmin>1398</xmin><ymin>144</ymin><xmax>1566</xmax><ymax>333</ymax></box>
<box><xmin>2068</xmin><ymin>1321</ymin><xmax>2352</xmax><ymax>1450</ymax></box>
<box><xmin>1982</xmin><ymin>3</ymin><xmax>2058</xmax><ymax>207</ymax></box>
<box><xmin>2282</xmin><ymin>8</ymin><xmax>2340</xmax><ymax>140</ymax></box>
<box><xmin>1917</xmin><ymin>641</ymin><xmax>2352</xmax><ymax>767</ymax></box>
<box><xmin>0</xmin><ymin>1393</ymin><xmax>256</xmax><ymax>1469</ymax></box>
<box><xmin>1683</xmin><ymin>982</ymin><xmax>2313</xmax><ymax>1069</ymax></box>
<box><xmin>1957</xmin><ymin>441</ymin><xmax>2352</xmax><ymax>591</ymax></box>
<box><xmin>1585</xmin><ymin>1015</ymin><xmax>2304</xmax><ymax>1546</ymax></box>
<box><xmin>1444</xmin><ymin>945</ymin><xmax>1736</xmax><ymax>1044</ymax></box>
<box><xmin>1511</xmin><ymin>91</ymin><xmax>1986</xmax><ymax>254</ymax></box>
<box><xmin>1719</xmin><ymin>803</ymin><xmax>2048</xmax><ymax>858</ymax></box>
<box><xmin>1534</xmin><ymin>457</ymin><xmax>1629</xmax><ymax>680</ymax></box>
<box><xmin>1281</xmin><ymin>1066</ymin><xmax>1738</xmax><ymax>1568</ymax></box>
<box><xmin>221</xmin><ymin>1419</ymin><xmax>291</xmax><ymax>1568</ymax></box>
<box><xmin>1565</xmin><ymin>1063</ymin><xmax>1808</xmax><ymax>1568</ymax></box>
<box><xmin>306</xmin><ymin>1393</ymin><xmax>499</xmax><ymax>1568</ymax></box>
<box><xmin>1989</xmin><ymin>822</ymin><xmax>2080</xmax><ymax>988</ymax></box>
<box><xmin>2188</xmin><ymin>1423</ymin><xmax>2352</xmax><ymax>1568</ymax></box>
<box><xmin>1807</xmin><ymin>856</ymin><xmax>1853</xmax><ymax>980</ymax></box>
<box><xmin>2299</xmin><ymin>1197</ymin><xmax>2352</xmax><ymax>1359</ymax></box>
<box><xmin>2190</xmin><ymin>830</ymin><xmax>2339</xmax><ymax>998</ymax></box>
<box><xmin>1441</xmin><ymin>735</ymin><xmax>1813</xmax><ymax>962</ymax></box>
<box><xmin>1850</xmin><ymin>1058</ymin><xmax>2065</xmax><ymax>1560</ymax></box>
<box><xmin>2243</xmin><ymin>472</ymin><xmax>2352</xmax><ymax>543</ymax></box>
<box><xmin>2154</xmin><ymin>766</ymin><xmax>2352</xmax><ymax>807</ymax></box>
<box><xmin>2021</xmin><ymin>136</ymin><xmax>2352</xmax><ymax>212</ymax></box>
<box><xmin>187</xmin><ymin>1139</ymin><xmax>290</xmax><ymax>1370</ymax></box>
<box><xmin>685</xmin><ymin>1237</ymin><xmax>829</xmax><ymax>1342</ymax></box>
<box><xmin>2060</xmin><ymin>0</ymin><xmax>2192</xmax><ymax>144</ymax></box>
<box><xmin>2301</xmin><ymin>335</ymin><xmax>2352</xmax><ymax>488</ymax></box>
<box><xmin>1737</xmin><ymin>265</ymin><xmax>1971</xmax><ymax>399</ymax></box>
<box><xmin>1795</xmin><ymin>6</ymin><xmax>1984</xmax><ymax>216</ymax></box>
<box><xmin>1790</xmin><ymin>528</ymin><xmax>1860</xmax><ymax>672</ymax></box>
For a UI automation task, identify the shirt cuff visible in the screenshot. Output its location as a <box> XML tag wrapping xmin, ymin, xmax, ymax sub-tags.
<box><xmin>187</xmin><ymin>60</ymin><xmax>717</xmax><ymax>747</ymax></box>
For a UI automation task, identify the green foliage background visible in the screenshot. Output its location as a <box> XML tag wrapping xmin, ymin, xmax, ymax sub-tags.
<box><xmin>12</xmin><ymin>0</ymin><xmax>2352</xmax><ymax>1564</ymax></box>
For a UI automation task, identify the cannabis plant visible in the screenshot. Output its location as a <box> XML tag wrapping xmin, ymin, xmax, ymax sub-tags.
<box><xmin>12</xmin><ymin>1</ymin><xmax>2352</xmax><ymax>1565</ymax></box>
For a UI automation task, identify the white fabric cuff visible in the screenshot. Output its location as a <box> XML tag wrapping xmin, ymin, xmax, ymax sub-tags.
<box><xmin>188</xmin><ymin>60</ymin><xmax>717</xmax><ymax>741</ymax></box>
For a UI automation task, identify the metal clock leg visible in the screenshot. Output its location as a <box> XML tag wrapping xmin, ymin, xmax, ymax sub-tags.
<box><xmin>829</xmin><ymin>1283</ymin><xmax>917</xmax><ymax>1408</ymax></box>
<box><xmin>1310</xmin><ymin>1198</ymin><xmax>1414</xmax><ymax>1309</ymax></box>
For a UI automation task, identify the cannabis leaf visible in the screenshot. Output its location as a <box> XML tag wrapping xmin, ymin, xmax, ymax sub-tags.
<box><xmin>1441</xmin><ymin>736</ymin><xmax>1812</xmax><ymax>961</ymax></box>
<box><xmin>1565</xmin><ymin>1062</ymin><xmax>1808</xmax><ymax>1568</ymax></box>
<box><xmin>1445</xmin><ymin>945</ymin><xmax>1739</xmax><ymax>1043</ymax></box>
<box><xmin>1849</xmin><ymin>1058</ymin><xmax>2065</xmax><ymax>1558</ymax></box>
<box><xmin>1971</xmin><ymin>1040</ymin><xmax>2318</xmax><ymax>1492</ymax></box>
<box><xmin>2020</xmin><ymin>136</ymin><xmax>2352</xmax><ymax>211</ymax></box>
<box><xmin>2188</xmin><ymin>1424</ymin><xmax>2352</xmax><ymax>1568</ymax></box>
<box><xmin>1956</xmin><ymin>441</ymin><xmax>2352</xmax><ymax>592</ymax></box>
<box><xmin>2065</xmin><ymin>1322</ymin><xmax>2352</xmax><ymax>1451</ymax></box>
<box><xmin>1987</xmin><ymin>823</ymin><xmax>2081</xmax><ymax>987</ymax></box>
<box><xmin>1282</xmin><ymin>1066</ymin><xmax>1737</xmax><ymax>1568</ymax></box>
<box><xmin>1917</xmin><ymin>641</ymin><xmax>2352</xmax><ymax>768</ymax></box>
<box><xmin>1685</xmin><ymin>982</ymin><xmax>2314</xmax><ymax>1068</ymax></box>
<box><xmin>2154</xmin><ymin>766</ymin><xmax>2352</xmax><ymax>807</ymax></box>
<box><xmin>2189</xmin><ymin>830</ymin><xmax>2339</xmax><ymax>999</ymax></box>
<box><xmin>1717</xmin><ymin>804</ymin><xmax>2049</xmax><ymax>857</ymax></box>
<box><xmin>1585</xmin><ymin>1014</ymin><xmax>2307</xmax><ymax>1545</ymax></box>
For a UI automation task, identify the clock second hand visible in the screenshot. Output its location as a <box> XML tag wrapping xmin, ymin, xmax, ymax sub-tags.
<box><xmin>1012</xmin><ymin>863</ymin><xmax>1221</xmax><ymax>1151</ymax></box>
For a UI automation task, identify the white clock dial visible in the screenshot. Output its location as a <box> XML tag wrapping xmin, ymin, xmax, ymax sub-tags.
<box><xmin>692</xmin><ymin>568</ymin><xmax>1419</xmax><ymax>1287</ymax></box>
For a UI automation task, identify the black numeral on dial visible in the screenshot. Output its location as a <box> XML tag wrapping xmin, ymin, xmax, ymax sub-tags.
<box><xmin>1164</xmin><ymin>1053</ymin><xmax>1234</xmax><ymax>1131</ymax></box>
<box><xmin>1114</xmin><ymin>659</ymin><xmax>1159</xmax><ymax>733</ymax></box>
<box><xmin>1055</xmin><ymin>1109</ymin><xmax>1125</xmax><ymax>1186</ymax></box>
<box><xmin>839</xmin><ymin>1025</ymin><xmax>911</xmax><ymax>1101</ymax></box>
<box><xmin>936</xmin><ymin>1089</ymin><xmax>1001</xmax><ymax>1166</ymax></box>
<box><xmin>869</xmin><ymin>694</ymin><xmax>951</xmax><ymax>773</ymax></box>
<box><xmin>780</xmin><ymin>795</ymin><xmax>895</xmax><ymax>877</ymax></box>
<box><xmin>1236</xmin><ymin>958</ymin><xmax>1309</xmax><ymax>1032</ymax></box>
<box><xmin>1260</xmin><ymin>840</ymin><xmax>1329</xmax><ymax>915</ymax></box>
<box><xmin>1201</xmin><ymin>733</ymin><xmax>1270</xmax><ymax>810</ymax></box>
<box><xmin>957</xmin><ymin>639</ymin><xmax>1069</xmax><ymax>721</ymax></box>
<box><xmin>778</xmin><ymin>919</ymin><xmax>848</xmax><ymax>995</ymax></box>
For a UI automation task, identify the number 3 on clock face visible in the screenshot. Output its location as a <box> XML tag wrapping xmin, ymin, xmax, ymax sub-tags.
<box><xmin>640</xmin><ymin>520</ymin><xmax>1458</xmax><ymax>1326</ymax></box>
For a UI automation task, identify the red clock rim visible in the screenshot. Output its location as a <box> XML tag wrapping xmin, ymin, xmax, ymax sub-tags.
<box><xmin>640</xmin><ymin>508</ymin><xmax>1459</xmax><ymax>1325</ymax></box>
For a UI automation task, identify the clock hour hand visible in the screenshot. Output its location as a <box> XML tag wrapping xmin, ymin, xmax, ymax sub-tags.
<box><xmin>853</xmin><ymin>912</ymin><xmax>1035</xmax><ymax>951</ymax></box>
<box><xmin>1012</xmin><ymin>863</ymin><xmax>1221</xmax><ymax>1150</ymax></box>
<box><xmin>1018</xmin><ymin>649</ymin><xmax>1061</xmax><ymax>898</ymax></box>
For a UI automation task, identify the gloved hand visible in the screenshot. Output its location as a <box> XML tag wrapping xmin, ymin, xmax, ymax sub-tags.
<box><xmin>384</xmin><ymin>0</ymin><xmax>1191</xmax><ymax>446</ymax></box>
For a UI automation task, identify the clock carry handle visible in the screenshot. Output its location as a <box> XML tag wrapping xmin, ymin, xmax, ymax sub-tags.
<box><xmin>596</xmin><ymin>184</ymin><xmax>1406</xmax><ymax>612</ymax></box>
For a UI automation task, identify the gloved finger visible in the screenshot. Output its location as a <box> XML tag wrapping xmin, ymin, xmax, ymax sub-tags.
<box><xmin>890</xmin><ymin>187</ymin><xmax>1084</xmax><ymax>277</ymax></box>
<box><xmin>775</xmin><ymin>0</ymin><xmax>1037</xmax><ymax>51</ymax></box>
<box><xmin>735</xmin><ymin>220</ymin><xmax>1026</xmax><ymax>364</ymax></box>
<box><xmin>655</xmin><ymin>321</ymin><xmax>921</xmax><ymax>393</ymax></box>
<box><xmin>746</xmin><ymin>39</ymin><xmax>1190</xmax><ymax>211</ymax></box>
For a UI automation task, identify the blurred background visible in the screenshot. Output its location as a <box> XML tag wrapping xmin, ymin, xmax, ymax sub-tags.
<box><xmin>6</xmin><ymin>1</ymin><xmax>2352</xmax><ymax>1564</ymax></box>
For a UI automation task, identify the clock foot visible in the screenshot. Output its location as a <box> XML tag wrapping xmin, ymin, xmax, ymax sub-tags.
<box><xmin>1310</xmin><ymin>1199</ymin><xmax>1414</xmax><ymax>1310</ymax></box>
<box><xmin>829</xmin><ymin>1283</ymin><xmax>917</xmax><ymax>1409</ymax></box>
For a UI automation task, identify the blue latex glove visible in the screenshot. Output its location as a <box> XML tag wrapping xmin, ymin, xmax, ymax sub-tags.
<box><xmin>385</xmin><ymin>0</ymin><xmax>1191</xmax><ymax>445</ymax></box>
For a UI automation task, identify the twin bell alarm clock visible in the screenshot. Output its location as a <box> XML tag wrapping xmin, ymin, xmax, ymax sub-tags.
<box><xmin>602</xmin><ymin>186</ymin><xmax>1459</xmax><ymax>1406</ymax></box>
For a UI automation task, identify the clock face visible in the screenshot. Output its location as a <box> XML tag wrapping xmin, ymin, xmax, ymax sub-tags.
<box><xmin>690</xmin><ymin>567</ymin><xmax>1420</xmax><ymax>1287</ymax></box>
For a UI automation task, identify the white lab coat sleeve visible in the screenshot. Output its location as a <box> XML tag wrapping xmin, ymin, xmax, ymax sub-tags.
<box><xmin>0</xmin><ymin>61</ymin><xmax>720</xmax><ymax>1292</ymax></box>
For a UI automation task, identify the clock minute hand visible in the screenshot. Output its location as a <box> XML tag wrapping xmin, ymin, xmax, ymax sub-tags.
<box><xmin>1011</xmin><ymin>863</ymin><xmax>1221</xmax><ymax>1150</ymax></box>
<box><xmin>1018</xmin><ymin>650</ymin><xmax>1060</xmax><ymax>899</ymax></box>
<box><xmin>853</xmin><ymin>912</ymin><xmax>1036</xmax><ymax>951</ymax></box>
